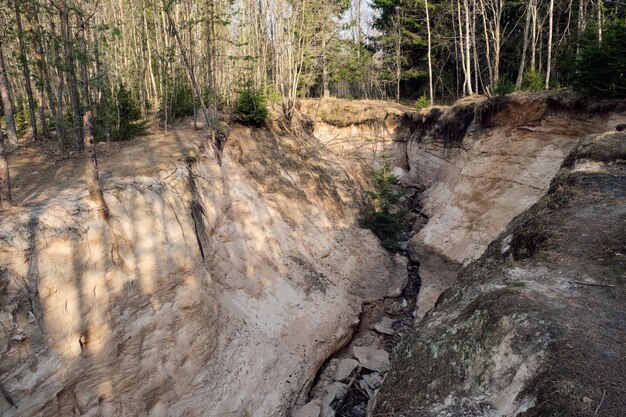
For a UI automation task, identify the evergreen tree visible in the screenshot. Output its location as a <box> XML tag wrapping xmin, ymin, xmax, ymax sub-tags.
<box><xmin>573</xmin><ymin>19</ymin><xmax>626</xmax><ymax>98</ymax></box>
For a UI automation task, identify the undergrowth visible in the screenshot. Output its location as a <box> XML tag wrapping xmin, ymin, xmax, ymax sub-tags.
<box><xmin>363</xmin><ymin>163</ymin><xmax>407</xmax><ymax>250</ymax></box>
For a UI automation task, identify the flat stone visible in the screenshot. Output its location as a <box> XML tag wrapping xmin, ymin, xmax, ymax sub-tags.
<box><xmin>359</xmin><ymin>379</ymin><xmax>375</xmax><ymax>398</ymax></box>
<box><xmin>372</xmin><ymin>317</ymin><xmax>395</xmax><ymax>335</ymax></box>
<box><xmin>293</xmin><ymin>399</ymin><xmax>322</xmax><ymax>417</ymax></box>
<box><xmin>387</xmin><ymin>254</ymin><xmax>409</xmax><ymax>297</ymax></box>
<box><xmin>320</xmin><ymin>404</ymin><xmax>336</xmax><ymax>417</ymax></box>
<box><xmin>334</xmin><ymin>358</ymin><xmax>359</xmax><ymax>381</ymax></box>
<box><xmin>322</xmin><ymin>382</ymin><xmax>348</xmax><ymax>407</ymax></box>
<box><xmin>363</xmin><ymin>372</ymin><xmax>383</xmax><ymax>389</ymax></box>
<box><xmin>353</xmin><ymin>346</ymin><xmax>391</xmax><ymax>372</ymax></box>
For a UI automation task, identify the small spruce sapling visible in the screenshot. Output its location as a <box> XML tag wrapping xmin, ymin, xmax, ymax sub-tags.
<box><xmin>364</xmin><ymin>163</ymin><xmax>407</xmax><ymax>250</ymax></box>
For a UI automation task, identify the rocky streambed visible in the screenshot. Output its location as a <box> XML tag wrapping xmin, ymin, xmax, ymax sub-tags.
<box><xmin>302</xmin><ymin>92</ymin><xmax>626</xmax><ymax>417</ymax></box>
<box><xmin>293</xmin><ymin>189</ymin><xmax>422</xmax><ymax>417</ymax></box>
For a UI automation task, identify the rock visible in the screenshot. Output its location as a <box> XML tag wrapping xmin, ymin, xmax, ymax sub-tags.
<box><xmin>359</xmin><ymin>379</ymin><xmax>375</xmax><ymax>398</ymax></box>
<box><xmin>334</xmin><ymin>359</ymin><xmax>359</xmax><ymax>381</ymax></box>
<box><xmin>411</xmin><ymin>248</ymin><xmax>461</xmax><ymax>318</ymax></box>
<box><xmin>387</xmin><ymin>254</ymin><xmax>409</xmax><ymax>297</ymax></box>
<box><xmin>322</xmin><ymin>382</ymin><xmax>348</xmax><ymax>407</ymax></box>
<box><xmin>404</xmin><ymin>188</ymin><xmax>418</xmax><ymax>198</ymax></box>
<box><xmin>353</xmin><ymin>346</ymin><xmax>391</xmax><ymax>372</ymax></box>
<box><xmin>366</xmin><ymin>394</ymin><xmax>378</xmax><ymax>415</ymax></box>
<box><xmin>293</xmin><ymin>399</ymin><xmax>322</xmax><ymax>417</ymax></box>
<box><xmin>411</xmin><ymin>215</ymin><xmax>428</xmax><ymax>235</ymax></box>
<box><xmin>320</xmin><ymin>382</ymin><xmax>348</xmax><ymax>417</ymax></box>
<box><xmin>350</xmin><ymin>402</ymin><xmax>367</xmax><ymax>417</ymax></box>
<box><xmin>392</xmin><ymin>167</ymin><xmax>407</xmax><ymax>178</ymax></box>
<box><xmin>320</xmin><ymin>405</ymin><xmax>336</xmax><ymax>417</ymax></box>
<box><xmin>500</xmin><ymin>234</ymin><xmax>513</xmax><ymax>256</ymax></box>
<box><xmin>372</xmin><ymin>317</ymin><xmax>395</xmax><ymax>335</ymax></box>
<box><xmin>363</xmin><ymin>372</ymin><xmax>383</xmax><ymax>389</ymax></box>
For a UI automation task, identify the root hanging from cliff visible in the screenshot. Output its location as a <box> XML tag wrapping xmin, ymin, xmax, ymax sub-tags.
<box><xmin>186</xmin><ymin>157</ymin><xmax>211</xmax><ymax>264</ymax></box>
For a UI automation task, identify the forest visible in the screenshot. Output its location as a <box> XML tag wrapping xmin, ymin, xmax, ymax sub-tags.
<box><xmin>0</xmin><ymin>0</ymin><xmax>625</xmax><ymax>208</ymax></box>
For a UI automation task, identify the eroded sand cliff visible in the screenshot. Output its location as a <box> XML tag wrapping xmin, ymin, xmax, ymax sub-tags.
<box><xmin>2</xmin><ymin>92</ymin><xmax>624</xmax><ymax>417</ymax></box>
<box><xmin>0</xmin><ymin>119</ymin><xmax>406</xmax><ymax>416</ymax></box>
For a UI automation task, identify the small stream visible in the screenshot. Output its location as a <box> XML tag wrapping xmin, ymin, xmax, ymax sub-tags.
<box><xmin>294</xmin><ymin>186</ymin><xmax>425</xmax><ymax>417</ymax></box>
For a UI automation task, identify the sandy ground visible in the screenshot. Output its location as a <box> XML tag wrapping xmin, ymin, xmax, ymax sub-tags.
<box><xmin>7</xmin><ymin>124</ymin><xmax>206</xmax><ymax>207</ymax></box>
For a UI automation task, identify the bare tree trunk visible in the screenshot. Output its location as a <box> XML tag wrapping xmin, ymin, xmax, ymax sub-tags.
<box><xmin>597</xmin><ymin>0</ymin><xmax>602</xmax><ymax>44</ymax></box>
<box><xmin>59</xmin><ymin>0</ymin><xmax>84</xmax><ymax>149</ymax></box>
<box><xmin>165</xmin><ymin>4</ymin><xmax>222</xmax><ymax>163</ymax></box>
<box><xmin>425</xmin><ymin>0</ymin><xmax>434</xmax><ymax>102</ymax></box>
<box><xmin>0</xmin><ymin>45</ymin><xmax>18</xmax><ymax>147</ymax></box>
<box><xmin>492</xmin><ymin>0</ymin><xmax>503</xmax><ymax>86</ymax></box>
<box><xmin>28</xmin><ymin>9</ymin><xmax>57</xmax><ymax>139</ymax></box>
<box><xmin>48</xmin><ymin>18</ymin><xmax>67</xmax><ymax>142</ymax></box>
<box><xmin>14</xmin><ymin>0</ymin><xmax>38</xmax><ymax>139</ymax></box>
<box><xmin>395</xmin><ymin>34</ymin><xmax>401</xmax><ymax>102</ymax></box>
<box><xmin>478</xmin><ymin>0</ymin><xmax>493</xmax><ymax>89</ymax></box>
<box><xmin>77</xmin><ymin>12</ymin><xmax>90</xmax><ymax>110</ymax></box>
<box><xmin>321</xmin><ymin>37</ymin><xmax>330</xmax><ymax>98</ymax></box>
<box><xmin>516</xmin><ymin>0</ymin><xmax>532</xmax><ymax>88</ymax></box>
<box><xmin>472</xmin><ymin>0</ymin><xmax>479</xmax><ymax>93</ymax></box>
<box><xmin>453</xmin><ymin>0</ymin><xmax>461</xmax><ymax>97</ymax></box>
<box><xmin>530</xmin><ymin>0</ymin><xmax>537</xmax><ymax>71</ymax></box>
<box><xmin>0</xmin><ymin>124</ymin><xmax>11</xmax><ymax>208</ymax></box>
<box><xmin>165</xmin><ymin>6</ymin><xmax>215</xmax><ymax>128</ymax></box>
<box><xmin>546</xmin><ymin>0</ymin><xmax>555</xmax><ymax>89</ymax></box>
<box><xmin>576</xmin><ymin>0</ymin><xmax>586</xmax><ymax>55</ymax></box>
<box><xmin>37</xmin><ymin>87</ymin><xmax>49</xmax><ymax>138</ymax></box>
<box><xmin>456</xmin><ymin>0</ymin><xmax>467</xmax><ymax>95</ymax></box>
<box><xmin>463</xmin><ymin>0</ymin><xmax>474</xmax><ymax>95</ymax></box>
<box><xmin>142</xmin><ymin>0</ymin><xmax>159</xmax><ymax>110</ymax></box>
<box><xmin>83</xmin><ymin>112</ymin><xmax>109</xmax><ymax>218</ymax></box>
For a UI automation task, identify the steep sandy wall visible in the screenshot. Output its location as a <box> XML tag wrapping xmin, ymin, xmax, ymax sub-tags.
<box><xmin>0</xmin><ymin>125</ymin><xmax>407</xmax><ymax>416</ymax></box>
<box><xmin>300</xmin><ymin>99</ymin><xmax>411</xmax><ymax>172</ymax></box>
<box><xmin>306</xmin><ymin>94</ymin><xmax>626</xmax><ymax>320</ymax></box>
<box><xmin>375</xmin><ymin>130</ymin><xmax>626</xmax><ymax>416</ymax></box>
<box><xmin>401</xmin><ymin>94</ymin><xmax>626</xmax><ymax>317</ymax></box>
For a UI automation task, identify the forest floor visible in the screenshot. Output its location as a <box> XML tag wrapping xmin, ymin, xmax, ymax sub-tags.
<box><xmin>6</xmin><ymin>98</ymin><xmax>414</xmax><ymax>207</ymax></box>
<box><xmin>300</xmin><ymin>98</ymin><xmax>413</xmax><ymax>127</ymax></box>
<box><xmin>5</xmin><ymin>123</ymin><xmax>206</xmax><ymax>207</ymax></box>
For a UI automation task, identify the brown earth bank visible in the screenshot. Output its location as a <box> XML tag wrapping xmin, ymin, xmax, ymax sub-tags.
<box><xmin>373</xmin><ymin>130</ymin><xmax>626</xmax><ymax>417</ymax></box>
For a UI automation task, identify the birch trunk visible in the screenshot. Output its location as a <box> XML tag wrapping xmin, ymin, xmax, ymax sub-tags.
<box><xmin>425</xmin><ymin>0</ymin><xmax>434</xmax><ymax>102</ymax></box>
<box><xmin>516</xmin><ymin>0</ymin><xmax>532</xmax><ymax>88</ymax></box>
<box><xmin>546</xmin><ymin>0</ymin><xmax>555</xmax><ymax>89</ymax></box>
<box><xmin>463</xmin><ymin>0</ymin><xmax>474</xmax><ymax>95</ymax></box>
<box><xmin>59</xmin><ymin>0</ymin><xmax>84</xmax><ymax>149</ymax></box>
